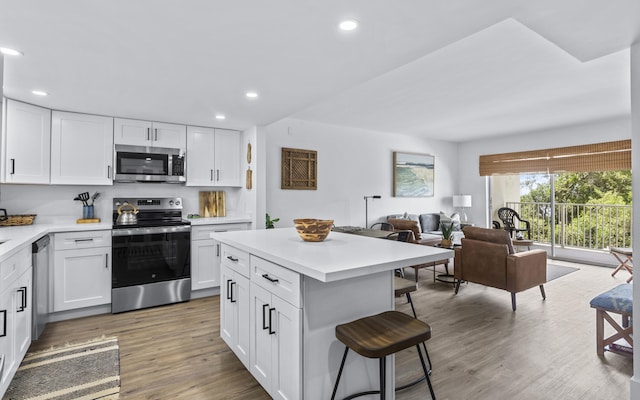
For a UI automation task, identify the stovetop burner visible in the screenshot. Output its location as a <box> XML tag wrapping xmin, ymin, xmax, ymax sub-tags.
<box><xmin>112</xmin><ymin>197</ymin><xmax>189</xmax><ymax>229</ymax></box>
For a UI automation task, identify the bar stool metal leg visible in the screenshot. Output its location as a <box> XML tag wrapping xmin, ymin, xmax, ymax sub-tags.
<box><xmin>406</xmin><ymin>292</ymin><xmax>432</xmax><ymax>373</ymax></box>
<box><xmin>331</xmin><ymin>347</ymin><xmax>350</xmax><ymax>400</ymax></box>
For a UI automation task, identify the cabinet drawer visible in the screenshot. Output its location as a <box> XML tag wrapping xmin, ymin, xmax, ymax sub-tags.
<box><xmin>192</xmin><ymin>224</ymin><xmax>249</xmax><ymax>241</ymax></box>
<box><xmin>54</xmin><ymin>230</ymin><xmax>111</xmax><ymax>250</ymax></box>
<box><xmin>220</xmin><ymin>244</ymin><xmax>250</xmax><ymax>278</ymax></box>
<box><xmin>0</xmin><ymin>246</ymin><xmax>31</xmax><ymax>292</ymax></box>
<box><xmin>250</xmin><ymin>255</ymin><xmax>301</xmax><ymax>308</ymax></box>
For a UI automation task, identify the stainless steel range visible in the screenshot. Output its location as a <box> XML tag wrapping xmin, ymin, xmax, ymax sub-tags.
<box><xmin>111</xmin><ymin>197</ymin><xmax>191</xmax><ymax>313</ymax></box>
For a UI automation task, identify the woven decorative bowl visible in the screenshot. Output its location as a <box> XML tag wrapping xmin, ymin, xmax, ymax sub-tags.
<box><xmin>293</xmin><ymin>218</ymin><xmax>334</xmax><ymax>242</ymax></box>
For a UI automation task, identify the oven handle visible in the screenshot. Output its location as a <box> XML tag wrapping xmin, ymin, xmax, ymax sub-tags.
<box><xmin>112</xmin><ymin>225</ymin><xmax>191</xmax><ymax>236</ymax></box>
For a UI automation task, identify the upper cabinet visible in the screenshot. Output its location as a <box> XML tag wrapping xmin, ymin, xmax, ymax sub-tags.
<box><xmin>186</xmin><ymin>126</ymin><xmax>241</xmax><ymax>187</ymax></box>
<box><xmin>51</xmin><ymin>111</ymin><xmax>114</xmax><ymax>185</ymax></box>
<box><xmin>114</xmin><ymin>118</ymin><xmax>186</xmax><ymax>149</ymax></box>
<box><xmin>1</xmin><ymin>99</ymin><xmax>51</xmax><ymax>184</ymax></box>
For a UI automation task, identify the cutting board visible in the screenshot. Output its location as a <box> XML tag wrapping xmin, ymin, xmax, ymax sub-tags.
<box><xmin>199</xmin><ymin>191</ymin><xmax>226</xmax><ymax>217</ymax></box>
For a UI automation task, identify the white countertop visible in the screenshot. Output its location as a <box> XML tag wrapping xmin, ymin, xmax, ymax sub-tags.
<box><xmin>0</xmin><ymin>219</ymin><xmax>112</xmax><ymax>261</ymax></box>
<box><xmin>187</xmin><ymin>216</ymin><xmax>252</xmax><ymax>226</ymax></box>
<box><xmin>211</xmin><ymin>228</ymin><xmax>454</xmax><ymax>282</ymax></box>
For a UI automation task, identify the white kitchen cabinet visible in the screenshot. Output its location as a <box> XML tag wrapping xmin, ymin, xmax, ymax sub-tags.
<box><xmin>114</xmin><ymin>118</ymin><xmax>186</xmax><ymax>148</ymax></box>
<box><xmin>52</xmin><ymin>231</ymin><xmax>111</xmax><ymax>312</ymax></box>
<box><xmin>1</xmin><ymin>99</ymin><xmax>51</xmax><ymax>184</ymax></box>
<box><xmin>186</xmin><ymin>126</ymin><xmax>241</xmax><ymax>187</ymax></box>
<box><xmin>250</xmin><ymin>282</ymin><xmax>301</xmax><ymax>400</ymax></box>
<box><xmin>51</xmin><ymin>111</ymin><xmax>114</xmax><ymax>185</ymax></box>
<box><xmin>0</xmin><ymin>245</ymin><xmax>33</xmax><ymax>398</ymax></box>
<box><xmin>220</xmin><ymin>246</ymin><xmax>251</xmax><ymax>369</ymax></box>
<box><xmin>191</xmin><ymin>223</ymin><xmax>250</xmax><ymax>291</ymax></box>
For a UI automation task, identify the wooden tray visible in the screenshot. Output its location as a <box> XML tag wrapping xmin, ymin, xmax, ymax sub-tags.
<box><xmin>0</xmin><ymin>214</ymin><xmax>37</xmax><ymax>226</ymax></box>
<box><xmin>77</xmin><ymin>218</ymin><xmax>101</xmax><ymax>224</ymax></box>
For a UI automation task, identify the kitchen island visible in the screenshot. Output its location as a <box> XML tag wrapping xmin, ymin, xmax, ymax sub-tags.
<box><xmin>211</xmin><ymin>228</ymin><xmax>453</xmax><ymax>400</ymax></box>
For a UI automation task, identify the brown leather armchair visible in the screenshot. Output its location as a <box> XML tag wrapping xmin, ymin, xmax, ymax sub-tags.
<box><xmin>454</xmin><ymin>226</ymin><xmax>547</xmax><ymax>311</ymax></box>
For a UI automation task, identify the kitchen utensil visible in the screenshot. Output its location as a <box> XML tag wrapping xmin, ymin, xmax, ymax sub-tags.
<box><xmin>116</xmin><ymin>202</ymin><xmax>138</xmax><ymax>225</ymax></box>
<box><xmin>90</xmin><ymin>192</ymin><xmax>100</xmax><ymax>205</ymax></box>
<box><xmin>78</xmin><ymin>192</ymin><xmax>90</xmax><ymax>206</ymax></box>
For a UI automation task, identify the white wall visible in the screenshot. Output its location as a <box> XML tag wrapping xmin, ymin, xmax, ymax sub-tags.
<box><xmin>458</xmin><ymin>116</ymin><xmax>632</xmax><ymax>228</ymax></box>
<box><xmin>264</xmin><ymin>118</ymin><xmax>459</xmax><ymax>228</ymax></box>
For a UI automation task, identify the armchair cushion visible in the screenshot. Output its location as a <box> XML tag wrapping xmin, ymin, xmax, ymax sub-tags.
<box><xmin>387</xmin><ymin>218</ymin><xmax>422</xmax><ymax>241</ymax></box>
<box><xmin>462</xmin><ymin>226</ymin><xmax>515</xmax><ymax>254</ymax></box>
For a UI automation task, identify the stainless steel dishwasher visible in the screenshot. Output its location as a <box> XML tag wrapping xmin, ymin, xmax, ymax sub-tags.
<box><xmin>32</xmin><ymin>235</ymin><xmax>50</xmax><ymax>340</ymax></box>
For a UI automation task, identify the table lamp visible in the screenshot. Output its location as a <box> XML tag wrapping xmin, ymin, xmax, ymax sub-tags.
<box><xmin>453</xmin><ymin>195</ymin><xmax>472</xmax><ymax>222</ymax></box>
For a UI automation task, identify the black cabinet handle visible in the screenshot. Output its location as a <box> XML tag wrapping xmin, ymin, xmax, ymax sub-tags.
<box><xmin>268</xmin><ymin>307</ymin><xmax>276</xmax><ymax>335</ymax></box>
<box><xmin>262</xmin><ymin>304</ymin><xmax>269</xmax><ymax>330</ymax></box>
<box><xmin>0</xmin><ymin>310</ymin><xmax>6</xmax><ymax>337</ymax></box>
<box><xmin>216</xmin><ymin>243</ymin><xmax>220</xmax><ymax>257</ymax></box>
<box><xmin>107</xmin><ymin>165</ymin><xmax>111</xmax><ymax>179</ymax></box>
<box><xmin>226</xmin><ymin>256</ymin><xmax>238</xmax><ymax>262</ymax></box>
<box><xmin>105</xmin><ymin>253</ymin><xmax>108</xmax><ymax>269</ymax></box>
<box><xmin>10</xmin><ymin>159</ymin><xmax>15</xmax><ymax>175</ymax></box>
<box><xmin>226</xmin><ymin>279</ymin><xmax>232</xmax><ymax>300</ymax></box>
<box><xmin>17</xmin><ymin>287</ymin><xmax>27</xmax><ymax>312</ymax></box>
<box><xmin>230</xmin><ymin>282</ymin><xmax>236</xmax><ymax>303</ymax></box>
<box><xmin>146</xmin><ymin>128</ymin><xmax>151</xmax><ymax>141</ymax></box>
<box><xmin>262</xmin><ymin>273</ymin><xmax>279</xmax><ymax>283</ymax></box>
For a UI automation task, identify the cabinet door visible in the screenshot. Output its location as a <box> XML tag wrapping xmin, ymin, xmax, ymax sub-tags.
<box><xmin>235</xmin><ymin>273</ymin><xmax>250</xmax><ymax>368</ymax></box>
<box><xmin>14</xmin><ymin>269</ymin><xmax>31</xmax><ymax>359</ymax></box>
<box><xmin>186</xmin><ymin>126</ymin><xmax>215</xmax><ymax>186</ymax></box>
<box><xmin>270</xmin><ymin>295</ymin><xmax>301</xmax><ymax>400</ymax></box>
<box><xmin>152</xmin><ymin>122</ymin><xmax>186</xmax><ymax>149</ymax></box>
<box><xmin>0</xmin><ymin>287</ymin><xmax>15</xmax><ymax>392</ymax></box>
<box><xmin>220</xmin><ymin>265</ymin><xmax>235</xmax><ymax>347</ymax></box>
<box><xmin>191</xmin><ymin>240</ymin><xmax>220</xmax><ymax>290</ymax></box>
<box><xmin>113</xmin><ymin>118</ymin><xmax>152</xmax><ymax>146</ymax></box>
<box><xmin>220</xmin><ymin>266</ymin><xmax>250</xmax><ymax>368</ymax></box>
<box><xmin>213</xmin><ymin>129</ymin><xmax>241</xmax><ymax>187</ymax></box>
<box><xmin>51</xmin><ymin>111</ymin><xmax>114</xmax><ymax>185</ymax></box>
<box><xmin>3</xmin><ymin>99</ymin><xmax>51</xmax><ymax>184</ymax></box>
<box><xmin>53</xmin><ymin>247</ymin><xmax>111</xmax><ymax>311</ymax></box>
<box><xmin>250</xmin><ymin>282</ymin><xmax>273</xmax><ymax>391</ymax></box>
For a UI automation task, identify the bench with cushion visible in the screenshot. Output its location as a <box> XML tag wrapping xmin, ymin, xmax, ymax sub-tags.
<box><xmin>589</xmin><ymin>283</ymin><xmax>633</xmax><ymax>356</ymax></box>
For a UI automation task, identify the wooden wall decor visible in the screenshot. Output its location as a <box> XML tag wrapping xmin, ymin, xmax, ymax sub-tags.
<box><xmin>281</xmin><ymin>147</ymin><xmax>317</xmax><ymax>190</ymax></box>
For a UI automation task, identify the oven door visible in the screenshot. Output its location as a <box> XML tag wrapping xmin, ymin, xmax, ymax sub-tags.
<box><xmin>112</xmin><ymin>225</ymin><xmax>191</xmax><ymax>288</ymax></box>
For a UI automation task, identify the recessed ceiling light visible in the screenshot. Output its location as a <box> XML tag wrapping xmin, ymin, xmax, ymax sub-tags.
<box><xmin>215</xmin><ymin>114</ymin><xmax>226</xmax><ymax>120</ymax></box>
<box><xmin>0</xmin><ymin>47</ymin><xmax>23</xmax><ymax>56</ymax></box>
<box><xmin>338</xmin><ymin>19</ymin><xmax>359</xmax><ymax>31</ymax></box>
<box><xmin>245</xmin><ymin>91</ymin><xmax>258</xmax><ymax>99</ymax></box>
<box><xmin>32</xmin><ymin>90</ymin><xmax>48</xmax><ymax>96</ymax></box>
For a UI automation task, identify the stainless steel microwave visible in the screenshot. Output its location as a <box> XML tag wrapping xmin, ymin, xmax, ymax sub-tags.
<box><xmin>114</xmin><ymin>144</ymin><xmax>186</xmax><ymax>183</ymax></box>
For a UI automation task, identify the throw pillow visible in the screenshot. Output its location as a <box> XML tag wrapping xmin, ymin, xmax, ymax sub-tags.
<box><xmin>387</xmin><ymin>212</ymin><xmax>422</xmax><ymax>234</ymax></box>
<box><xmin>439</xmin><ymin>211</ymin><xmax>461</xmax><ymax>231</ymax></box>
<box><xmin>387</xmin><ymin>218</ymin><xmax>422</xmax><ymax>240</ymax></box>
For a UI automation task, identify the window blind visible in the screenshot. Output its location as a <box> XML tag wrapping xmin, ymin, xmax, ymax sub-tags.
<box><xmin>479</xmin><ymin>140</ymin><xmax>631</xmax><ymax>176</ymax></box>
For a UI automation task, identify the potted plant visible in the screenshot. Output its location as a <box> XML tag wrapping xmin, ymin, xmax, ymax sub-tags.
<box><xmin>266</xmin><ymin>213</ymin><xmax>280</xmax><ymax>229</ymax></box>
<box><xmin>440</xmin><ymin>222</ymin><xmax>455</xmax><ymax>248</ymax></box>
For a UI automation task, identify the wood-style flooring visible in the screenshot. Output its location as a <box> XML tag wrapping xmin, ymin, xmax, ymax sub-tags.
<box><xmin>29</xmin><ymin>261</ymin><xmax>632</xmax><ymax>400</ymax></box>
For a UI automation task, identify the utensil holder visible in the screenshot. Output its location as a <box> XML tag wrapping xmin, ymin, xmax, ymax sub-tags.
<box><xmin>83</xmin><ymin>205</ymin><xmax>94</xmax><ymax>219</ymax></box>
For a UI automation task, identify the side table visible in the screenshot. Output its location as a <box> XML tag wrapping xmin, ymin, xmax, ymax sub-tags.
<box><xmin>433</xmin><ymin>243</ymin><xmax>460</xmax><ymax>286</ymax></box>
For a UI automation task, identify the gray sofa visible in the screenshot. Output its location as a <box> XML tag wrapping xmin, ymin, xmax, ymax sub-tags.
<box><xmin>384</xmin><ymin>212</ymin><xmax>464</xmax><ymax>244</ymax></box>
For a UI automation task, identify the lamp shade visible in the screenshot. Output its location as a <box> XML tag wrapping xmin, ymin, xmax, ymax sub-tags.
<box><xmin>453</xmin><ymin>195</ymin><xmax>472</xmax><ymax>208</ymax></box>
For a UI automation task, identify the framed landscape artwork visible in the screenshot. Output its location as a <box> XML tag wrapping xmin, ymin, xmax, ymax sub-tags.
<box><xmin>393</xmin><ymin>152</ymin><xmax>435</xmax><ymax>197</ymax></box>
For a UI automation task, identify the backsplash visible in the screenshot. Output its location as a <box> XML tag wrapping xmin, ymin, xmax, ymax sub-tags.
<box><xmin>0</xmin><ymin>183</ymin><xmax>246</xmax><ymax>223</ymax></box>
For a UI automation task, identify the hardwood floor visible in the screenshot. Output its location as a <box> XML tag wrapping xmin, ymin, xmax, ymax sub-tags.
<box><xmin>29</xmin><ymin>261</ymin><xmax>632</xmax><ymax>400</ymax></box>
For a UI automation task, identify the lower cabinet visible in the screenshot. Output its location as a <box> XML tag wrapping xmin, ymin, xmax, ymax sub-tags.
<box><xmin>220</xmin><ymin>242</ymin><xmax>302</xmax><ymax>400</ymax></box>
<box><xmin>249</xmin><ymin>282</ymin><xmax>301</xmax><ymax>400</ymax></box>
<box><xmin>220</xmin><ymin>264</ymin><xmax>250</xmax><ymax>368</ymax></box>
<box><xmin>52</xmin><ymin>231</ymin><xmax>111</xmax><ymax>312</ymax></box>
<box><xmin>0</xmin><ymin>254</ymin><xmax>32</xmax><ymax>397</ymax></box>
<box><xmin>191</xmin><ymin>223</ymin><xmax>250</xmax><ymax>291</ymax></box>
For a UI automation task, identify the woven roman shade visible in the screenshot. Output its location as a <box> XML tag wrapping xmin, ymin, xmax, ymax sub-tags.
<box><xmin>479</xmin><ymin>140</ymin><xmax>631</xmax><ymax>176</ymax></box>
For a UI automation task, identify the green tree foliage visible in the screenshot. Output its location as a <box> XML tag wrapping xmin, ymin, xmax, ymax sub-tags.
<box><xmin>519</xmin><ymin>171</ymin><xmax>632</xmax><ymax>249</ymax></box>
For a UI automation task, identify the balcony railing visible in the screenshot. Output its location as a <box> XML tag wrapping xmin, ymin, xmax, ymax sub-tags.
<box><xmin>505</xmin><ymin>202</ymin><xmax>632</xmax><ymax>251</ymax></box>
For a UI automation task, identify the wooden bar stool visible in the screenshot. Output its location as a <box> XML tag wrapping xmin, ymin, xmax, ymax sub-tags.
<box><xmin>610</xmin><ymin>247</ymin><xmax>633</xmax><ymax>283</ymax></box>
<box><xmin>331</xmin><ymin>311</ymin><xmax>436</xmax><ymax>400</ymax></box>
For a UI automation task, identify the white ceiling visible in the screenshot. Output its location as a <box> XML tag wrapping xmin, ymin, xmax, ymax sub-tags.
<box><xmin>0</xmin><ymin>0</ymin><xmax>639</xmax><ymax>142</ymax></box>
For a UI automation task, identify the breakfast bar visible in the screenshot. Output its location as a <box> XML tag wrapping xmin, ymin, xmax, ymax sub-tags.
<box><xmin>211</xmin><ymin>227</ymin><xmax>453</xmax><ymax>400</ymax></box>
